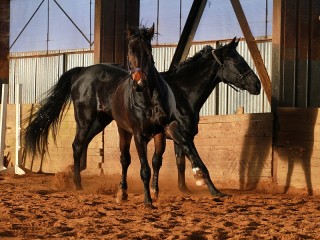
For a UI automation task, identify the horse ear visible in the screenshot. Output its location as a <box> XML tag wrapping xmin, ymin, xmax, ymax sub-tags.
<box><xmin>146</xmin><ymin>23</ymin><xmax>155</xmax><ymax>41</ymax></box>
<box><xmin>230</xmin><ymin>37</ymin><xmax>237</xmax><ymax>48</ymax></box>
<box><xmin>127</xmin><ymin>26</ymin><xmax>136</xmax><ymax>38</ymax></box>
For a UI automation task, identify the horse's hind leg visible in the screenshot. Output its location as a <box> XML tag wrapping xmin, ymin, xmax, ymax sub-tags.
<box><xmin>79</xmin><ymin>117</ymin><xmax>112</xmax><ymax>171</ymax></box>
<box><xmin>116</xmin><ymin>128</ymin><xmax>132</xmax><ymax>203</ymax></box>
<box><xmin>174</xmin><ymin>143</ymin><xmax>191</xmax><ymax>194</ymax></box>
<box><xmin>165</xmin><ymin>121</ymin><xmax>228</xmax><ymax>197</ymax></box>
<box><xmin>151</xmin><ymin>133</ymin><xmax>166</xmax><ymax>199</ymax></box>
<box><xmin>72</xmin><ymin>127</ymin><xmax>87</xmax><ymax>190</ymax></box>
<box><xmin>73</xmin><ymin>115</ymin><xmax>112</xmax><ymax>190</ymax></box>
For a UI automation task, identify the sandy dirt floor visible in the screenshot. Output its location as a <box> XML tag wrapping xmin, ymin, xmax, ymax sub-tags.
<box><xmin>0</xmin><ymin>168</ymin><xmax>320</xmax><ymax>240</ymax></box>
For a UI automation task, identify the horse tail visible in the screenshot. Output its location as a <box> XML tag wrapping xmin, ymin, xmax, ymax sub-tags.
<box><xmin>23</xmin><ymin>67</ymin><xmax>83</xmax><ymax>156</ymax></box>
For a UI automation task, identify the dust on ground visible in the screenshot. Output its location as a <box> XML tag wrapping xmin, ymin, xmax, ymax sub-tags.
<box><xmin>0</xmin><ymin>169</ymin><xmax>319</xmax><ymax>239</ymax></box>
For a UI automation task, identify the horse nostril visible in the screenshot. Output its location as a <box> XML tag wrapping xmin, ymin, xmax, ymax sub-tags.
<box><xmin>132</xmin><ymin>72</ymin><xmax>141</xmax><ymax>81</ymax></box>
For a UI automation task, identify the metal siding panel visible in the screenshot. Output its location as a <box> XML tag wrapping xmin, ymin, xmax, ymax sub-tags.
<box><xmin>35</xmin><ymin>56</ymin><xmax>60</xmax><ymax>103</ymax></box>
<box><xmin>17</xmin><ymin>58</ymin><xmax>37</xmax><ymax>104</ymax></box>
<box><xmin>153</xmin><ymin>48</ymin><xmax>161</xmax><ymax>71</ymax></box>
<box><xmin>8</xmin><ymin>59</ymin><xmax>16</xmax><ymax>104</ymax></box>
<box><xmin>9</xmin><ymin>41</ymin><xmax>272</xmax><ymax>112</ymax></box>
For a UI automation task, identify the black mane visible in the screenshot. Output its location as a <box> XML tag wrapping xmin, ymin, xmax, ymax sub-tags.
<box><xmin>129</xmin><ymin>25</ymin><xmax>155</xmax><ymax>40</ymax></box>
<box><xmin>162</xmin><ymin>45</ymin><xmax>214</xmax><ymax>80</ymax></box>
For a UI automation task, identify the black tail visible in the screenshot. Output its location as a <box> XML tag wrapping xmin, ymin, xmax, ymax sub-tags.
<box><xmin>23</xmin><ymin>67</ymin><xmax>83</xmax><ymax>156</ymax></box>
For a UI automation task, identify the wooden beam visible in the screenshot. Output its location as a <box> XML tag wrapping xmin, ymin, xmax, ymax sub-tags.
<box><xmin>0</xmin><ymin>0</ymin><xmax>10</xmax><ymax>90</ymax></box>
<box><xmin>94</xmin><ymin>0</ymin><xmax>139</xmax><ymax>65</ymax></box>
<box><xmin>271</xmin><ymin>0</ymin><xmax>283</xmax><ymax>111</ymax></box>
<box><xmin>230</xmin><ymin>0</ymin><xmax>272</xmax><ymax>105</ymax></box>
<box><xmin>169</xmin><ymin>0</ymin><xmax>207</xmax><ymax>71</ymax></box>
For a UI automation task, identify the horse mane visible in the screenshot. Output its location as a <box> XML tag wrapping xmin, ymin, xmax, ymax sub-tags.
<box><xmin>129</xmin><ymin>25</ymin><xmax>155</xmax><ymax>40</ymax></box>
<box><xmin>162</xmin><ymin>45</ymin><xmax>214</xmax><ymax>80</ymax></box>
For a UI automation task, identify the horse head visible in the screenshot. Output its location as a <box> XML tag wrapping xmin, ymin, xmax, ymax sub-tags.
<box><xmin>212</xmin><ymin>37</ymin><xmax>261</xmax><ymax>95</ymax></box>
<box><xmin>127</xmin><ymin>24</ymin><xmax>155</xmax><ymax>89</ymax></box>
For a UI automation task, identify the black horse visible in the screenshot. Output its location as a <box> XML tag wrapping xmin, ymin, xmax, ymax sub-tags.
<box><xmin>152</xmin><ymin>38</ymin><xmax>261</xmax><ymax>196</ymax></box>
<box><xmin>23</xmin><ymin>26</ymin><xmax>260</xmax><ymax>201</ymax></box>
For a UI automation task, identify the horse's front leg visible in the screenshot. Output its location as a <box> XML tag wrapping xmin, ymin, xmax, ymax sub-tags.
<box><xmin>134</xmin><ymin>133</ymin><xmax>154</xmax><ymax>208</ymax></box>
<box><xmin>116</xmin><ymin>128</ymin><xmax>133</xmax><ymax>203</ymax></box>
<box><xmin>151</xmin><ymin>133</ymin><xmax>166</xmax><ymax>199</ymax></box>
<box><xmin>174</xmin><ymin>143</ymin><xmax>191</xmax><ymax>194</ymax></box>
<box><xmin>165</xmin><ymin>121</ymin><xmax>229</xmax><ymax>197</ymax></box>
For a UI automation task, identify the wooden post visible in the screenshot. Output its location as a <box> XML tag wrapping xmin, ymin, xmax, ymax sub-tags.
<box><xmin>94</xmin><ymin>0</ymin><xmax>140</xmax><ymax>65</ymax></box>
<box><xmin>271</xmin><ymin>0</ymin><xmax>320</xmax><ymax>108</ymax></box>
<box><xmin>230</xmin><ymin>0</ymin><xmax>272</xmax><ymax>105</ymax></box>
<box><xmin>15</xmin><ymin>84</ymin><xmax>25</xmax><ymax>175</ymax></box>
<box><xmin>0</xmin><ymin>0</ymin><xmax>10</xmax><ymax>101</ymax></box>
<box><xmin>0</xmin><ymin>84</ymin><xmax>8</xmax><ymax>170</ymax></box>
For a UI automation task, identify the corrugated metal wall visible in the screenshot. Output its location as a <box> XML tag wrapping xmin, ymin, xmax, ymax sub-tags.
<box><xmin>8</xmin><ymin>39</ymin><xmax>271</xmax><ymax>115</ymax></box>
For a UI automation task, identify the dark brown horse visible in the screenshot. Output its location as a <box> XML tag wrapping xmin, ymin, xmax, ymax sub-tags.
<box><xmin>23</xmin><ymin>26</ymin><xmax>260</xmax><ymax>204</ymax></box>
<box><xmin>112</xmin><ymin>25</ymin><xmax>178</xmax><ymax>207</ymax></box>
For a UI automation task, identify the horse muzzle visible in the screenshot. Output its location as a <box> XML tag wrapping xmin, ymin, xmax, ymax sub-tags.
<box><xmin>131</xmin><ymin>70</ymin><xmax>146</xmax><ymax>88</ymax></box>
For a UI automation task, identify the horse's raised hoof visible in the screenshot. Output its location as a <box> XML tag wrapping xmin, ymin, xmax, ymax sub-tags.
<box><xmin>195</xmin><ymin>179</ymin><xmax>206</xmax><ymax>186</ymax></box>
<box><xmin>193</xmin><ymin>167</ymin><xmax>206</xmax><ymax>186</ymax></box>
<box><xmin>116</xmin><ymin>190</ymin><xmax>128</xmax><ymax>203</ymax></box>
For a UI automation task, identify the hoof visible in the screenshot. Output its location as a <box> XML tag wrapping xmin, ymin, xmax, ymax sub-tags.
<box><xmin>178</xmin><ymin>185</ymin><xmax>192</xmax><ymax>195</ymax></box>
<box><xmin>214</xmin><ymin>192</ymin><xmax>231</xmax><ymax>198</ymax></box>
<box><xmin>195</xmin><ymin>179</ymin><xmax>206</xmax><ymax>186</ymax></box>
<box><xmin>75</xmin><ymin>185</ymin><xmax>83</xmax><ymax>190</ymax></box>
<box><xmin>116</xmin><ymin>190</ymin><xmax>128</xmax><ymax>203</ymax></box>
<box><xmin>144</xmin><ymin>202</ymin><xmax>156</xmax><ymax>209</ymax></box>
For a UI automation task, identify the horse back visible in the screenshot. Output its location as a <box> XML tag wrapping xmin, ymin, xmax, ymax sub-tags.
<box><xmin>71</xmin><ymin>63</ymin><xmax>129</xmax><ymax>117</ymax></box>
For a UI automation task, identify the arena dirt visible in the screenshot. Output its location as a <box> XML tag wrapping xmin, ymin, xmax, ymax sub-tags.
<box><xmin>0</xmin><ymin>168</ymin><xmax>319</xmax><ymax>239</ymax></box>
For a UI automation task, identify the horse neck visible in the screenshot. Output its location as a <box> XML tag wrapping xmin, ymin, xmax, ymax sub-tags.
<box><xmin>148</xmin><ymin>64</ymin><xmax>166</xmax><ymax>94</ymax></box>
<box><xmin>172</xmin><ymin>55</ymin><xmax>220</xmax><ymax>113</ymax></box>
